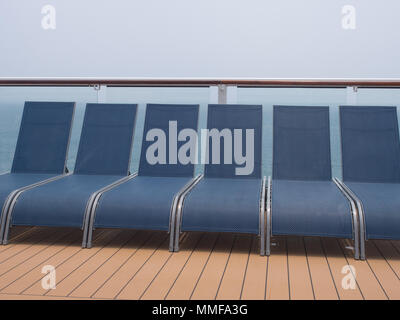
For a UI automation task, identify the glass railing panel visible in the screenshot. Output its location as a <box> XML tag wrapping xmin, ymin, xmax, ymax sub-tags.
<box><xmin>0</xmin><ymin>86</ymin><xmax>97</xmax><ymax>172</ymax></box>
<box><xmin>237</xmin><ymin>87</ymin><xmax>347</xmax><ymax>178</ymax></box>
<box><xmin>356</xmin><ymin>88</ymin><xmax>400</xmax><ymax>130</ymax></box>
<box><xmin>106</xmin><ymin>87</ymin><xmax>210</xmax><ymax>174</ymax></box>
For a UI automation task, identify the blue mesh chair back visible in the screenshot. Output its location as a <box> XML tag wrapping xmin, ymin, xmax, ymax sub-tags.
<box><xmin>204</xmin><ymin>104</ymin><xmax>262</xmax><ymax>179</ymax></box>
<box><xmin>138</xmin><ymin>104</ymin><xmax>199</xmax><ymax>177</ymax></box>
<box><xmin>340</xmin><ymin>106</ymin><xmax>400</xmax><ymax>183</ymax></box>
<box><xmin>74</xmin><ymin>103</ymin><xmax>137</xmax><ymax>175</ymax></box>
<box><xmin>273</xmin><ymin>105</ymin><xmax>332</xmax><ymax>181</ymax></box>
<box><xmin>11</xmin><ymin>101</ymin><xmax>75</xmax><ymax>174</ymax></box>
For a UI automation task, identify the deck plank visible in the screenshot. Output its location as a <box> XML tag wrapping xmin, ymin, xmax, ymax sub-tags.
<box><xmin>165</xmin><ymin>233</ymin><xmax>218</xmax><ymax>300</ymax></box>
<box><xmin>8</xmin><ymin>227</ymin><xmax>33</xmax><ymax>241</ymax></box>
<box><xmin>303</xmin><ymin>237</ymin><xmax>338</xmax><ymax>300</ymax></box>
<box><xmin>68</xmin><ymin>231</ymin><xmax>146</xmax><ymax>298</ymax></box>
<box><xmin>241</xmin><ymin>237</ymin><xmax>268</xmax><ymax>300</ymax></box>
<box><xmin>365</xmin><ymin>241</ymin><xmax>400</xmax><ymax>300</ymax></box>
<box><xmin>265</xmin><ymin>237</ymin><xmax>289</xmax><ymax>300</ymax></box>
<box><xmin>92</xmin><ymin>232</ymin><xmax>166</xmax><ymax>299</ymax></box>
<box><xmin>190</xmin><ymin>233</ymin><xmax>235</xmax><ymax>300</ymax></box>
<box><xmin>116</xmin><ymin>237</ymin><xmax>172</xmax><ymax>299</ymax></box>
<box><xmin>321</xmin><ymin>238</ymin><xmax>363</xmax><ymax>300</ymax></box>
<box><xmin>390</xmin><ymin>241</ymin><xmax>400</xmax><ymax>254</ymax></box>
<box><xmin>338</xmin><ymin>239</ymin><xmax>387</xmax><ymax>300</ymax></box>
<box><xmin>0</xmin><ymin>229</ymin><xmax>82</xmax><ymax>294</ymax></box>
<box><xmin>216</xmin><ymin>234</ymin><xmax>252</xmax><ymax>300</ymax></box>
<box><xmin>0</xmin><ymin>228</ymin><xmax>72</xmax><ymax>278</ymax></box>
<box><xmin>46</xmin><ymin>230</ymin><xmax>134</xmax><ymax>297</ymax></box>
<box><xmin>0</xmin><ymin>227</ymin><xmax>56</xmax><ymax>262</ymax></box>
<box><xmin>22</xmin><ymin>229</ymin><xmax>119</xmax><ymax>296</ymax></box>
<box><xmin>0</xmin><ymin>227</ymin><xmax>398</xmax><ymax>300</ymax></box>
<box><xmin>0</xmin><ymin>292</ymin><xmax>105</xmax><ymax>300</ymax></box>
<box><xmin>286</xmin><ymin>237</ymin><xmax>314</xmax><ymax>300</ymax></box>
<box><xmin>140</xmin><ymin>233</ymin><xmax>202</xmax><ymax>300</ymax></box>
<box><xmin>374</xmin><ymin>241</ymin><xmax>400</xmax><ymax>279</ymax></box>
<box><xmin>2</xmin><ymin>230</ymin><xmax>105</xmax><ymax>295</ymax></box>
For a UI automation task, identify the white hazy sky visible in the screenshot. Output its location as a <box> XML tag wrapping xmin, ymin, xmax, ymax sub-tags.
<box><xmin>0</xmin><ymin>0</ymin><xmax>399</xmax><ymax>78</ymax></box>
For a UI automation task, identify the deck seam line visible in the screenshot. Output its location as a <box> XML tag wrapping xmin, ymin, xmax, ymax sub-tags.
<box><xmin>319</xmin><ymin>237</ymin><xmax>340</xmax><ymax>300</ymax></box>
<box><xmin>0</xmin><ymin>230</ymin><xmax>80</xmax><ymax>292</ymax></box>
<box><xmin>19</xmin><ymin>229</ymin><xmax>107</xmax><ymax>295</ymax></box>
<box><xmin>163</xmin><ymin>233</ymin><xmax>205</xmax><ymax>300</ymax></box>
<box><xmin>67</xmin><ymin>231</ymin><xmax>139</xmax><ymax>297</ymax></box>
<box><xmin>0</xmin><ymin>228</ymin><xmax>52</xmax><ymax>263</ymax></box>
<box><xmin>239</xmin><ymin>235</ymin><xmax>253</xmax><ymax>300</ymax></box>
<box><xmin>336</xmin><ymin>238</ymin><xmax>365</xmax><ymax>300</ymax></box>
<box><xmin>285</xmin><ymin>238</ymin><xmax>291</xmax><ymax>300</ymax></box>
<box><xmin>8</xmin><ymin>292</ymin><xmax>113</xmax><ymax>300</ymax></box>
<box><xmin>90</xmin><ymin>231</ymin><xmax>154</xmax><ymax>298</ymax></box>
<box><xmin>114</xmin><ymin>234</ymin><xmax>168</xmax><ymax>299</ymax></box>
<box><xmin>8</xmin><ymin>226</ymin><xmax>35</xmax><ymax>241</ymax></box>
<box><xmin>372</xmin><ymin>241</ymin><xmax>400</xmax><ymax>280</ymax></box>
<box><xmin>372</xmin><ymin>241</ymin><xmax>400</xmax><ymax>282</ymax></box>
<box><xmin>365</xmin><ymin>257</ymin><xmax>389</xmax><ymax>300</ymax></box>
<box><xmin>214</xmin><ymin>234</ymin><xmax>236</xmax><ymax>300</ymax></box>
<box><xmin>303</xmin><ymin>237</ymin><xmax>316</xmax><ymax>300</ymax></box>
<box><xmin>43</xmin><ymin>230</ymin><xmax>124</xmax><ymax>296</ymax></box>
<box><xmin>389</xmin><ymin>241</ymin><xmax>400</xmax><ymax>256</ymax></box>
<box><xmin>264</xmin><ymin>246</ymin><xmax>269</xmax><ymax>300</ymax></box>
<box><xmin>138</xmin><ymin>250</ymin><xmax>173</xmax><ymax>300</ymax></box>
<box><xmin>0</xmin><ymin>227</ymin><xmax>36</xmax><ymax>254</ymax></box>
<box><xmin>0</xmin><ymin>228</ymin><xmax>72</xmax><ymax>276</ymax></box>
<box><xmin>188</xmin><ymin>233</ymin><xmax>221</xmax><ymax>300</ymax></box>
<box><xmin>0</xmin><ymin>228</ymin><xmax>60</xmax><ymax>265</ymax></box>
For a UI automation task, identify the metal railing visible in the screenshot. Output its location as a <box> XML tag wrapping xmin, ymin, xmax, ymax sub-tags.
<box><xmin>1</xmin><ymin>77</ymin><xmax>400</xmax><ymax>87</ymax></box>
<box><xmin>2</xmin><ymin>77</ymin><xmax>399</xmax><ymax>105</ymax></box>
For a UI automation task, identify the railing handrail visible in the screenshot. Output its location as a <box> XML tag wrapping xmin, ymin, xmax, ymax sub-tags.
<box><xmin>1</xmin><ymin>77</ymin><xmax>400</xmax><ymax>87</ymax></box>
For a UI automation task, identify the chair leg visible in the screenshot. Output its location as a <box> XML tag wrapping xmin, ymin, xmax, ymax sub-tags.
<box><xmin>360</xmin><ymin>238</ymin><xmax>366</xmax><ymax>260</ymax></box>
<box><xmin>2</xmin><ymin>214</ymin><xmax>12</xmax><ymax>245</ymax></box>
<box><xmin>259</xmin><ymin>176</ymin><xmax>267</xmax><ymax>256</ymax></box>
<box><xmin>265</xmin><ymin>176</ymin><xmax>272</xmax><ymax>256</ymax></box>
<box><xmin>86</xmin><ymin>227</ymin><xmax>94</xmax><ymax>249</ymax></box>
<box><xmin>174</xmin><ymin>231</ymin><xmax>180</xmax><ymax>252</ymax></box>
<box><xmin>265</xmin><ymin>233</ymin><xmax>271</xmax><ymax>256</ymax></box>
<box><xmin>169</xmin><ymin>230</ymin><xmax>175</xmax><ymax>252</ymax></box>
<box><xmin>260</xmin><ymin>234</ymin><xmax>265</xmax><ymax>256</ymax></box>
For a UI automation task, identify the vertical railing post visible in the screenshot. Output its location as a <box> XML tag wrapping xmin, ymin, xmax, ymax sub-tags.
<box><xmin>218</xmin><ymin>84</ymin><xmax>227</xmax><ymax>104</ymax></box>
<box><xmin>346</xmin><ymin>86</ymin><xmax>358</xmax><ymax>105</ymax></box>
<box><xmin>95</xmin><ymin>84</ymin><xmax>107</xmax><ymax>103</ymax></box>
<box><xmin>211</xmin><ymin>84</ymin><xmax>237</xmax><ymax>104</ymax></box>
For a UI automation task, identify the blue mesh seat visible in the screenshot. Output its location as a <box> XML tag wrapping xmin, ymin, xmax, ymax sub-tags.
<box><xmin>339</xmin><ymin>106</ymin><xmax>400</xmax><ymax>242</ymax></box>
<box><xmin>87</xmin><ymin>104</ymin><xmax>199</xmax><ymax>248</ymax></box>
<box><xmin>178</xmin><ymin>104</ymin><xmax>266</xmax><ymax>254</ymax></box>
<box><xmin>270</xmin><ymin>106</ymin><xmax>354</xmax><ymax>255</ymax></box>
<box><xmin>0</xmin><ymin>101</ymin><xmax>75</xmax><ymax>241</ymax></box>
<box><xmin>5</xmin><ymin>103</ymin><xmax>137</xmax><ymax>243</ymax></box>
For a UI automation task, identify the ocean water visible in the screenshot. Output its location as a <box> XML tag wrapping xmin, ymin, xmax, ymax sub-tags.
<box><xmin>1</xmin><ymin>87</ymin><xmax>399</xmax><ymax>177</ymax></box>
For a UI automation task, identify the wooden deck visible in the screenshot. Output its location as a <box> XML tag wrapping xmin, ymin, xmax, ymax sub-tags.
<box><xmin>0</xmin><ymin>226</ymin><xmax>399</xmax><ymax>300</ymax></box>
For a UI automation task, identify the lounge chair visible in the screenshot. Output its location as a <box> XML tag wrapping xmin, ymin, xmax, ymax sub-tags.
<box><xmin>174</xmin><ymin>104</ymin><xmax>267</xmax><ymax>255</ymax></box>
<box><xmin>268</xmin><ymin>106</ymin><xmax>360</xmax><ymax>258</ymax></box>
<box><xmin>0</xmin><ymin>101</ymin><xmax>75</xmax><ymax>241</ymax></box>
<box><xmin>336</xmin><ymin>106</ymin><xmax>400</xmax><ymax>259</ymax></box>
<box><xmin>84</xmin><ymin>104</ymin><xmax>200</xmax><ymax>249</ymax></box>
<box><xmin>2</xmin><ymin>103</ymin><xmax>137</xmax><ymax>244</ymax></box>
